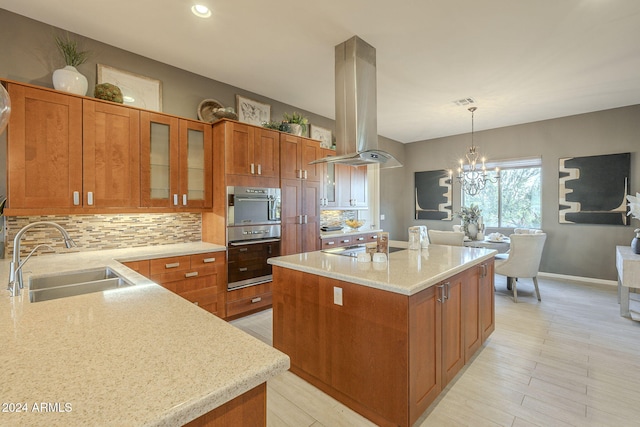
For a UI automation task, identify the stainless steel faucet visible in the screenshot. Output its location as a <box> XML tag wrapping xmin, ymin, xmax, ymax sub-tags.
<box><xmin>7</xmin><ymin>221</ymin><xmax>77</xmax><ymax>297</ymax></box>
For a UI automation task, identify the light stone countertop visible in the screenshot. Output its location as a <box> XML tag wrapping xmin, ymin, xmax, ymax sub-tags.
<box><xmin>0</xmin><ymin>242</ymin><xmax>290</xmax><ymax>427</ymax></box>
<box><xmin>319</xmin><ymin>228</ymin><xmax>382</xmax><ymax>239</ymax></box>
<box><xmin>268</xmin><ymin>244</ymin><xmax>497</xmax><ymax>296</ymax></box>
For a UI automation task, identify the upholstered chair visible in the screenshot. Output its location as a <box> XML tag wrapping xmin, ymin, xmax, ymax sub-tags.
<box><xmin>427</xmin><ymin>230</ymin><xmax>465</xmax><ymax>246</ymax></box>
<box><xmin>494</xmin><ymin>233</ymin><xmax>547</xmax><ymax>302</ymax></box>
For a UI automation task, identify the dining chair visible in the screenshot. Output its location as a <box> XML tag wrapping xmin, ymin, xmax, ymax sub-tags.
<box><xmin>494</xmin><ymin>233</ymin><xmax>547</xmax><ymax>302</ymax></box>
<box><xmin>427</xmin><ymin>230</ymin><xmax>465</xmax><ymax>246</ymax></box>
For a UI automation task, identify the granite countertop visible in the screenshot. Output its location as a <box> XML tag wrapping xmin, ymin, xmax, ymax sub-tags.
<box><xmin>0</xmin><ymin>242</ymin><xmax>289</xmax><ymax>427</ymax></box>
<box><xmin>268</xmin><ymin>244</ymin><xmax>496</xmax><ymax>296</ymax></box>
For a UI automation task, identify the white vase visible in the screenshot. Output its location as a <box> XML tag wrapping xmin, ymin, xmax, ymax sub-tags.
<box><xmin>467</xmin><ymin>223</ymin><xmax>478</xmax><ymax>240</ymax></box>
<box><xmin>288</xmin><ymin>123</ymin><xmax>303</xmax><ymax>136</ymax></box>
<box><xmin>52</xmin><ymin>65</ymin><xmax>88</xmax><ymax>96</ymax></box>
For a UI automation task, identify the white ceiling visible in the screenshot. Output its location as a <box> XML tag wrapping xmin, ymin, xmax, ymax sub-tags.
<box><xmin>2</xmin><ymin>0</ymin><xmax>640</xmax><ymax>143</ymax></box>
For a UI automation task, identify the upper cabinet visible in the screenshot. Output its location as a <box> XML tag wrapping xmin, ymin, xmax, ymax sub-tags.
<box><xmin>4</xmin><ymin>80</ymin><xmax>212</xmax><ymax>214</ymax></box>
<box><xmin>336</xmin><ymin>164</ymin><xmax>368</xmax><ymax>208</ymax></box>
<box><xmin>280</xmin><ymin>133</ymin><xmax>323</xmax><ymax>182</ymax></box>
<box><xmin>6</xmin><ymin>82</ymin><xmax>140</xmax><ymax>212</ymax></box>
<box><xmin>140</xmin><ymin>112</ymin><xmax>212</xmax><ymax>209</ymax></box>
<box><xmin>221</xmin><ymin>120</ymin><xmax>279</xmax><ymax>187</ymax></box>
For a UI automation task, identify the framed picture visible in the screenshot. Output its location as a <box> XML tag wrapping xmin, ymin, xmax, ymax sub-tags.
<box><xmin>236</xmin><ymin>95</ymin><xmax>271</xmax><ymax>125</ymax></box>
<box><xmin>415</xmin><ymin>170</ymin><xmax>453</xmax><ymax>220</ymax></box>
<box><xmin>559</xmin><ymin>152</ymin><xmax>630</xmax><ymax>225</ymax></box>
<box><xmin>310</xmin><ymin>125</ymin><xmax>332</xmax><ymax>148</ymax></box>
<box><xmin>97</xmin><ymin>64</ymin><xmax>162</xmax><ymax>111</ymax></box>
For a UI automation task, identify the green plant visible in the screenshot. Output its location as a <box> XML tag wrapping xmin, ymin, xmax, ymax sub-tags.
<box><xmin>456</xmin><ymin>204</ymin><xmax>482</xmax><ymax>224</ymax></box>
<box><xmin>55</xmin><ymin>33</ymin><xmax>91</xmax><ymax>67</ymax></box>
<box><xmin>262</xmin><ymin>120</ymin><xmax>282</xmax><ymax>130</ymax></box>
<box><xmin>283</xmin><ymin>112</ymin><xmax>309</xmax><ymax>133</ymax></box>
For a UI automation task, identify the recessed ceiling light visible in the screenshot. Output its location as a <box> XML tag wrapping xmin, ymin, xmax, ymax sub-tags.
<box><xmin>191</xmin><ymin>4</ymin><xmax>212</xmax><ymax>18</ymax></box>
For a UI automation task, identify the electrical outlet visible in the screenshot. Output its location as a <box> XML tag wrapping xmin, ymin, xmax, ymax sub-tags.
<box><xmin>380</xmin><ymin>214</ymin><xmax>385</xmax><ymax>220</ymax></box>
<box><xmin>333</xmin><ymin>286</ymin><xmax>343</xmax><ymax>306</ymax></box>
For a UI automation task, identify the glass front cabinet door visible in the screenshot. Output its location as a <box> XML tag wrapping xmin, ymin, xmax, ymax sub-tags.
<box><xmin>141</xmin><ymin>112</ymin><xmax>212</xmax><ymax>209</ymax></box>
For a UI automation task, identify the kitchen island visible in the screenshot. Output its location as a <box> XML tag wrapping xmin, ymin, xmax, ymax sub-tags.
<box><xmin>269</xmin><ymin>245</ymin><xmax>496</xmax><ymax>427</ymax></box>
<box><xmin>1</xmin><ymin>242</ymin><xmax>289</xmax><ymax>427</ymax></box>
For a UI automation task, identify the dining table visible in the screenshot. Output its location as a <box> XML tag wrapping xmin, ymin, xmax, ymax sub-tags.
<box><xmin>463</xmin><ymin>236</ymin><xmax>511</xmax><ymax>253</ymax></box>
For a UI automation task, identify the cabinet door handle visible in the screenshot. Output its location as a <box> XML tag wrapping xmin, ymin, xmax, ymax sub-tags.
<box><xmin>303</xmin><ymin>170</ymin><xmax>308</xmax><ymax>180</ymax></box>
<box><xmin>257</xmin><ymin>164</ymin><xmax>262</xmax><ymax>175</ymax></box>
<box><xmin>203</xmin><ymin>257</ymin><xmax>216</xmax><ymax>263</ymax></box>
<box><xmin>182</xmin><ymin>194</ymin><xmax>187</xmax><ymax>206</ymax></box>
<box><xmin>444</xmin><ymin>281</ymin><xmax>450</xmax><ymax>300</ymax></box>
<box><xmin>251</xmin><ymin>297</ymin><xmax>262</xmax><ymax>304</ymax></box>
<box><xmin>239</xmin><ymin>267</ymin><xmax>248</xmax><ymax>272</ymax></box>
<box><xmin>303</xmin><ymin>215</ymin><xmax>308</xmax><ymax>224</ymax></box>
<box><xmin>87</xmin><ymin>191</ymin><xmax>94</xmax><ymax>206</ymax></box>
<box><xmin>357</xmin><ymin>237</ymin><xmax>364</xmax><ymax>241</ymax></box>
<box><xmin>73</xmin><ymin>191</ymin><xmax>80</xmax><ymax>206</ymax></box>
<box><xmin>437</xmin><ymin>284</ymin><xmax>445</xmax><ymax>303</ymax></box>
<box><xmin>173</xmin><ymin>194</ymin><xmax>179</xmax><ymax>206</ymax></box>
<box><xmin>341</xmin><ymin>239</ymin><xmax>350</xmax><ymax>243</ymax></box>
<box><xmin>165</xmin><ymin>262</ymin><xmax>180</xmax><ymax>269</ymax></box>
<box><xmin>326</xmin><ymin>241</ymin><xmax>335</xmax><ymax>245</ymax></box>
<box><xmin>250</xmin><ymin>163</ymin><xmax>255</xmax><ymax>174</ymax></box>
<box><xmin>184</xmin><ymin>271</ymin><xmax>198</xmax><ymax>278</ymax></box>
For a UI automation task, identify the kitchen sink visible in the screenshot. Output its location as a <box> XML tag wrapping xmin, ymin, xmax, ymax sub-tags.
<box><xmin>29</xmin><ymin>267</ymin><xmax>132</xmax><ymax>303</ymax></box>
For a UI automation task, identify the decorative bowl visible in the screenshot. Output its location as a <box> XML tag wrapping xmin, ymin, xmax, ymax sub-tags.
<box><xmin>345</xmin><ymin>219</ymin><xmax>365</xmax><ymax>230</ymax></box>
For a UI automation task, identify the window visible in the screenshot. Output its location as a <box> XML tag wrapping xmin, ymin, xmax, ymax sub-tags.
<box><xmin>462</xmin><ymin>157</ymin><xmax>541</xmax><ymax>228</ymax></box>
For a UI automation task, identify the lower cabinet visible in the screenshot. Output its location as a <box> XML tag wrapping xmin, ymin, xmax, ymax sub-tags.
<box><xmin>183</xmin><ymin>383</ymin><xmax>266</xmax><ymax>427</ymax></box>
<box><xmin>272</xmin><ymin>258</ymin><xmax>495</xmax><ymax>427</ymax></box>
<box><xmin>122</xmin><ymin>251</ymin><xmax>226</xmax><ymax>317</ymax></box>
<box><xmin>320</xmin><ymin>231</ymin><xmax>379</xmax><ymax>250</ymax></box>
<box><xmin>226</xmin><ymin>282</ymin><xmax>273</xmax><ymax>320</ymax></box>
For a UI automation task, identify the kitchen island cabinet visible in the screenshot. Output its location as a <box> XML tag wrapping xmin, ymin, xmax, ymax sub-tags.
<box><xmin>0</xmin><ymin>242</ymin><xmax>288</xmax><ymax>426</ymax></box>
<box><xmin>269</xmin><ymin>245</ymin><xmax>495</xmax><ymax>427</ymax></box>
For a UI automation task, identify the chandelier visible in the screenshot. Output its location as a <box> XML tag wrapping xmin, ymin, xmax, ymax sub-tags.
<box><xmin>452</xmin><ymin>107</ymin><xmax>500</xmax><ymax>196</ymax></box>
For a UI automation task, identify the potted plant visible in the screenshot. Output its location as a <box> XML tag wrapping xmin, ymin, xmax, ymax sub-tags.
<box><xmin>282</xmin><ymin>112</ymin><xmax>308</xmax><ymax>136</ymax></box>
<box><xmin>456</xmin><ymin>204</ymin><xmax>482</xmax><ymax>240</ymax></box>
<box><xmin>52</xmin><ymin>33</ymin><xmax>91</xmax><ymax>96</ymax></box>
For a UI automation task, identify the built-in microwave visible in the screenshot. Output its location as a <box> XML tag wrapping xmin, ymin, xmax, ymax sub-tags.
<box><xmin>226</xmin><ymin>186</ymin><xmax>281</xmax><ymax>229</ymax></box>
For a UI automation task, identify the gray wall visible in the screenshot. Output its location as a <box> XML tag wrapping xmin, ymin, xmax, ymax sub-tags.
<box><xmin>401</xmin><ymin>106</ymin><xmax>640</xmax><ymax>281</ymax></box>
<box><xmin>0</xmin><ymin>9</ymin><xmax>337</xmax><ymax>138</ymax></box>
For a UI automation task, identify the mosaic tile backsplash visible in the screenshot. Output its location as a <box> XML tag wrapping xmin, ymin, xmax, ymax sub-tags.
<box><xmin>4</xmin><ymin>213</ymin><xmax>202</xmax><ymax>259</ymax></box>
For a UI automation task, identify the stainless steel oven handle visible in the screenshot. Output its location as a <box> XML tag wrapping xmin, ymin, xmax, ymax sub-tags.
<box><xmin>234</xmin><ymin>197</ymin><xmax>270</xmax><ymax>202</ymax></box>
<box><xmin>229</xmin><ymin>239</ymin><xmax>281</xmax><ymax>246</ymax></box>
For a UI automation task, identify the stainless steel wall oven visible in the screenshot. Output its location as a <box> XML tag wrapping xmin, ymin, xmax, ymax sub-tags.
<box><xmin>226</xmin><ymin>186</ymin><xmax>281</xmax><ymax>290</ymax></box>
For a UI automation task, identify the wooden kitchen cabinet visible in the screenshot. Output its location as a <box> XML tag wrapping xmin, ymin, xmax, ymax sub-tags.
<box><xmin>6</xmin><ymin>82</ymin><xmax>83</xmax><ymax>211</ymax></box>
<box><xmin>140</xmin><ymin>111</ymin><xmax>212</xmax><ymax>209</ymax></box>
<box><xmin>273</xmin><ymin>261</ymin><xmax>494</xmax><ymax>427</ymax></box>
<box><xmin>217</xmin><ymin>120</ymin><xmax>279</xmax><ymax>187</ymax></box>
<box><xmin>83</xmin><ymin>99</ymin><xmax>141</xmax><ymax>208</ymax></box>
<box><xmin>226</xmin><ymin>282</ymin><xmax>273</xmax><ymax>320</ymax></box>
<box><xmin>6</xmin><ymin>83</ymin><xmax>140</xmax><ymax>212</ymax></box>
<box><xmin>320</xmin><ymin>231</ymin><xmax>378</xmax><ymax>250</ymax></box>
<box><xmin>337</xmin><ymin>164</ymin><xmax>368</xmax><ymax>208</ymax></box>
<box><xmin>124</xmin><ymin>251</ymin><xmax>225</xmax><ymax>317</ymax></box>
<box><xmin>280</xmin><ymin>134</ymin><xmax>323</xmax><ymax>255</ymax></box>
<box><xmin>479</xmin><ymin>259</ymin><xmax>496</xmax><ymax>341</ymax></box>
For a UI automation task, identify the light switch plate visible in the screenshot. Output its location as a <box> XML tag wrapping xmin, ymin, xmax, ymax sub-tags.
<box><xmin>333</xmin><ymin>286</ymin><xmax>343</xmax><ymax>306</ymax></box>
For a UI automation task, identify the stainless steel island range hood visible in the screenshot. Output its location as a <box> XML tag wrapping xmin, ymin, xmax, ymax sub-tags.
<box><xmin>310</xmin><ymin>36</ymin><xmax>402</xmax><ymax>169</ymax></box>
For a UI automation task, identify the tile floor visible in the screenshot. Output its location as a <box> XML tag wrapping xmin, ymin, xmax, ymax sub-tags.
<box><xmin>231</xmin><ymin>275</ymin><xmax>640</xmax><ymax>426</ymax></box>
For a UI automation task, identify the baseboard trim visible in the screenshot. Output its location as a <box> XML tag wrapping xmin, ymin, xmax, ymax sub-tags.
<box><xmin>538</xmin><ymin>272</ymin><xmax>617</xmax><ymax>287</ymax></box>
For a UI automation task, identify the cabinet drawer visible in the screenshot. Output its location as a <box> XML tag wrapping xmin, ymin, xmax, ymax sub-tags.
<box><xmin>228</xmin><ymin>242</ymin><xmax>279</xmax><ymax>262</ymax></box>
<box><xmin>227</xmin><ymin>260</ymin><xmax>271</xmax><ymax>285</ymax></box>
<box><xmin>227</xmin><ymin>282</ymin><xmax>272</xmax><ymax>303</ymax></box>
<box><xmin>226</xmin><ymin>292</ymin><xmax>272</xmax><ymax>318</ymax></box>
<box><xmin>151</xmin><ymin>267</ymin><xmax>216</xmax><ymax>287</ymax></box>
<box><xmin>149</xmin><ymin>255</ymin><xmax>191</xmax><ymax>275</ymax></box>
<box><xmin>180</xmin><ymin>286</ymin><xmax>219</xmax><ymax>314</ymax></box>
<box><xmin>191</xmin><ymin>252</ymin><xmax>224</xmax><ymax>267</ymax></box>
